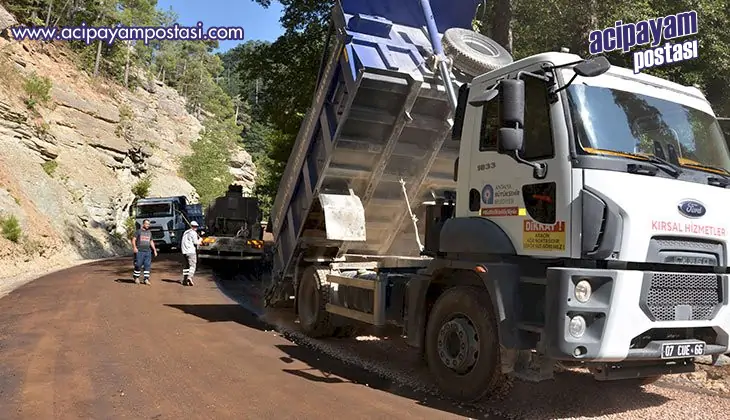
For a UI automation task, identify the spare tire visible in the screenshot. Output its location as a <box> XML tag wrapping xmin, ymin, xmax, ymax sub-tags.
<box><xmin>442</xmin><ymin>28</ymin><xmax>513</xmax><ymax>77</ymax></box>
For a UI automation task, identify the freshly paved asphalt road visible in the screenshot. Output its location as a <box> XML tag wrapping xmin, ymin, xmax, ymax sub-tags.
<box><xmin>0</xmin><ymin>256</ymin><xmax>472</xmax><ymax>420</ymax></box>
<box><xmin>3</xmin><ymin>256</ymin><xmax>730</xmax><ymax>420</ymax></box>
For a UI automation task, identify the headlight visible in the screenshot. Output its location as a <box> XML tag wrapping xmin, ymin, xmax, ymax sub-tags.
<box><xmin>569</xmin><ymin>315</ymin><xmax>587</xmax><ymax>338</ymax></box>
<box><xmin>575</xmin><ymin>280</ymin><xmax>592</xmax><ymax>303</ymax></box>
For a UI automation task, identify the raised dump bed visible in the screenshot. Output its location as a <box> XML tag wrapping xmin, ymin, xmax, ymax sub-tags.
<box><xmin>269</xmin><ymin>0</ymin><xmax>479</xmax><ymax>285</ymax></box>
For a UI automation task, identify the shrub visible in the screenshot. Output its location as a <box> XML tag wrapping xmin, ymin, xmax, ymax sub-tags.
<box><xmin>0</xmin><ymin>215</ymin><xmax>22</xmax><ymax>243</ymax></box>
<box><xmin>41</xmin><ymin>159</ymin><xmax>58</xmax><ymax>176</ymax></box>
<box><xmin>124</xmin><ymin>216</ymin><xmax>136</xmax><ymax>240</ymax></box>
<box><xmin>116</xmin><ymin>104</ymin><xmax>134</xmax><ymax>139</ymax></box>
<box><xmin>24</xmin><ymin>73</ymin><xmax>53</xmax><ymax>109</ymax></box>
<box><xmin>131</xmin><ymin>178</ymin><xmax>151</xmax><ymax>198</ymax></box>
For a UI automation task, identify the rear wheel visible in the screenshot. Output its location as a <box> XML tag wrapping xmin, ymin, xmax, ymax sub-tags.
<box><xmin>425</xmin><ymin>286</ymin><xmax>506</xmax><ymax>402</ymax></box>
<box><xmin>296</xmin><ymin>266</ymin><xmax>335</xmax><ymax>338</ymax></box>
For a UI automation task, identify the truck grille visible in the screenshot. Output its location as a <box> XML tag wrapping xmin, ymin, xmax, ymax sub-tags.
<box><xmin>645</xmin><ymin>272</ymin><xmax>722</xmax><ymax>321</ymax></box>
<box><xmin>151</xmin><ymin>229</ymin><xmax>165</xmax><ymax>240</ymax></box>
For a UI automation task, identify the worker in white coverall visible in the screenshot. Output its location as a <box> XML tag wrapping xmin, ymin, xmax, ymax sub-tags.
<box><xmin>180</xmin><ymin>221</ymin><xmax>201</xmax><ymax>286</ymax></box>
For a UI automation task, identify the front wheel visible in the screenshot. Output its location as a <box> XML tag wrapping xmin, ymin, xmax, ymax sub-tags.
<box><xmin>425</xmin><ymin>286</ymin><xmax>506</xmax><ymax>402</ymax></box>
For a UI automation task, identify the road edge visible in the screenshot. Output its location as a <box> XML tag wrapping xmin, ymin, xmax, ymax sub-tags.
<box><xmin>0</xmin><ymin>255</ymin><xmax>106</xmax><ymax>299</ymax></box>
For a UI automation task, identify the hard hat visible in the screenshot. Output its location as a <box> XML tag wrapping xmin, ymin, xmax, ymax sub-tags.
<box><xmin>190</xmin><ymin>221</ymin><xmax>199</xmax><ymax>227</ymax></box>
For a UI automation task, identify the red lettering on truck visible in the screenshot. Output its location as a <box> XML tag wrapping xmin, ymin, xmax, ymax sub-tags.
<box><xmin>651</xmin><ymin>220</ymin><xmax>727</xmax><ymax>237</ymax></box>
<box><xmin>523</xmin><ymin>220</ymin><xmax>565</xmax><ymax>232</ymax></box>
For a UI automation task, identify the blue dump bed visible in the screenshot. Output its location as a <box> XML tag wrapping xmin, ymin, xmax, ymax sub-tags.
<box><xmin>270</xmin><ymin>0</ymin><xmax>479</xmax><ymax>280</ymax></box>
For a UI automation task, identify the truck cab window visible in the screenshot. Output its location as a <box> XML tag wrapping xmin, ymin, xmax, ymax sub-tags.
<box><xmin>479</xmin><ymin>100</ymin><xmax>499</xmax><ymax>151</ymax></box>
<box><xmin>521</xmin><ymin>76</ymin><xmax>554</xmax><ymax>161</ymax></box>
<box><xmin>479</xmin><ymin>77</ymin><xmax>553</xmax><ymax>159</ymax></box>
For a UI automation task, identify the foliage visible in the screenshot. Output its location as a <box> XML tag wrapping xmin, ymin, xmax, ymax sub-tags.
<box><xmin>23</xmin><ymin>73</ymin><xmax>52</xmax><ymax>109</ymax></box>
<box><xmin>180</xmin><ymin>117</ymin><xmax>238</xmax><ymax>206</ymax></box>
<box><xmin>124</xmin><ymin>216</ymin><xmax>136</xmax><ymax>240</ymax></box>
<box><xmin>0</xmin><ymin>214</ymin><xmax>22</xmax><ymax>243</ymax></box>
<box><xmin>116</xmin><ymin>103</ymin><xmax>134</xmax><ymax>139</ymax></box>
<box><xmin>41</xmin><ymin>159</ymin><xmax>58</xmax><ymax>176</ymax></box>
<box><xmin>131</xmin><ymin>177</ymin><xmax>151</xmax><ymax>198</ymax></box>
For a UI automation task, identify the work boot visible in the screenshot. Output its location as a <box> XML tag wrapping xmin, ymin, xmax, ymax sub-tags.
<box><xmin>182</xmin><ymin>275</ymin><xmax>189</xmax><ymax>285</ymax></box>
<box><xmin>188</xmin><ymin>278</ymin><xmax>195</xmax><ymax>287</ymax></box>
<box><xmin>134</xmin><ymin>277</ymin><xmax>140</xmax><ymax>285</ymax></box>
<box><xmin>144</xmin><ymin>278</ymin><xmax>150</xmax><ymax>285</ymax></box>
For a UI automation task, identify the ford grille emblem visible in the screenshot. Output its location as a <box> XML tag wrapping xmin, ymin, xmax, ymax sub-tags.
<box><xmin>677</xmin><ymin>200</ymin><xmax>706</xmax><ymax>218</ymax></box>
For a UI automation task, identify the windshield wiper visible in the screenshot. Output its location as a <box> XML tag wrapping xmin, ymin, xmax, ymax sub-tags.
<box><xmin>644</xmin><ymin>155</ymin><xmax>683</xmax><ymax>177</ymax></box>
<box><xmin>625</xmin><ymin>154</ymin><xmax>682</xmax><ymax>178</ymax></box>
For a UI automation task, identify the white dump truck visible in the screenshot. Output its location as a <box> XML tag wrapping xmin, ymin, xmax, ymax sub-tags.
<box><xmin>264</xmin><ymin>0</ymin><xmax>730</xmax><ymax>401</ymax></box>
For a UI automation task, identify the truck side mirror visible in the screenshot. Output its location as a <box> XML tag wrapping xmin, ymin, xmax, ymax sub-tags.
<box><xmin>499</xmin><ymin>79</ymin><xmax>525</xmax><ymax>127</ymax></box>
<box><xmin>497</xmin><ymin>78</ymin><xmax>548</xmax><ymax>179</ymax></box>
<box><xmin>497</xmin><ymin>79</ymin><xmax>525</xmax><ymax>153</ymax></box>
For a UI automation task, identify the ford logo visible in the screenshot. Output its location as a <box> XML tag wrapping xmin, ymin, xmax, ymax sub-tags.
<box><xmin>678</xmin><ymin>200</ymin><xmax>706</xmax><ymax>218</ymax></box>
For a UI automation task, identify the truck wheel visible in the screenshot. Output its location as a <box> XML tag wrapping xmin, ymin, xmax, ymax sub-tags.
<box><xmin>425</xmin><ymin>286</ymin><xmax>505</xmax><ymax>402</ymax></box>
<box><xmin>442</xmin><ymin>28</ymin><xmax>513</xmax><ymax>77</ymax></box>
<box><xmin>296</xmin><ymin>266</ymin><xmax>335</xmax><ymax>338</ymax></box>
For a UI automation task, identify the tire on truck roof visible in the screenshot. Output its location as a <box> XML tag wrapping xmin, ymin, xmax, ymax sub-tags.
<box><xmin>442</xmin><ymin>28</ymin><xmax>513</xmax><ymax>77</ymax></box>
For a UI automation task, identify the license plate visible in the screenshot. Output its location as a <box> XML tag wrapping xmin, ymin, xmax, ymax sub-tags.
<box><xmin>661</xmin><ymin>341</ymin><xmax>705</xmax><ymax>359</ymax></box>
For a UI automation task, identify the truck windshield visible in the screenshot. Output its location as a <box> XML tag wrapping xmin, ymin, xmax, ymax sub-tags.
<box><xmin>566</xmin><ymin>84</ymin><xmax>730</xmax><ymax>174</ymax></box>
<box><xmin>136</xmin><ymin>203</ymin><xmax>172</xmax><ymax>218</ymax></box>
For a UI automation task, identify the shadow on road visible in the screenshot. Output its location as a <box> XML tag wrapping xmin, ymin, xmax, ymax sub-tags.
<box><xmin>163</xmin><ymin>302</ymin><xmax>487</xmax><ymax>419</ymax></box>
<box><xmin>164</xmin><ymin>298</ymin><xmax>674</xmax><ymax>419</ymax></box>
<box><xmin>161</xmin><ymin>278</ymin><xmax>181</xmax><ymax>284</ymax></box>
<box><xmin>165</xmin><ymin>303</ymin><xmax>269</xmax><ymax>330</ymax></box>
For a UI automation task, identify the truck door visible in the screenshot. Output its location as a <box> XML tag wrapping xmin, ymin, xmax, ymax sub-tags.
<box><xmin>463</xmin><ymin>67</ymin><xmax>572</xmax><ymax>257</ymax></box>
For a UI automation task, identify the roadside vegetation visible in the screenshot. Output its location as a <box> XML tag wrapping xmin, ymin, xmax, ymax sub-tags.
<box><xmin>23</xmin><ymin>72</ymin><xmax>52</xmax><ymax>110</ymax></box>
<box><xmin>0</xmin><ymin>214</ymin><xmax>22</xmax><ymax>243</ymax></box>
<box><xmin>41</xmin><ymin>159</ymin><xmax>57</xmax><ymax>176</ymax></box>
<box><xmin>131</xmin><ymin>177</ymin><xmax>151</xmax><ymax>198</ymax></box>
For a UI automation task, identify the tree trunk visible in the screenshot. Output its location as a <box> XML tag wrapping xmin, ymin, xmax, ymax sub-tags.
<box><xmin>234</xmin><ymin>103</ymin><xmax>239</xmax><ymax>124</ymax></box>
<box><xmin>491</xmin><ymin>0</ymin><xmax>513</xmax><ymax>54</ymax></box>
<box><xmin>45</xmin><ymin>0</ymin><xmax>53</xmax><ymax>26</ymax></box>
<box><xmin>93</xmin><ymin>40</ymin><xmax>102</xmax><ymax>77</ymax></box>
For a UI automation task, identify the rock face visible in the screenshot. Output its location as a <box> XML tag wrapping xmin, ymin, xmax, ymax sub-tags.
<box><xmin>0</xmin><ymin>11</ymin><xmax>256</xmax><ymax>277</ymax></box>
<box><xmin>0</xmin><ymin>4</ymin><xmax>16</xmax><ymax>33</ymax></box>
<box><xmin>229</xmin><ymin>149</ymin><xmax>257</xmax><ymax>192</ymax></box>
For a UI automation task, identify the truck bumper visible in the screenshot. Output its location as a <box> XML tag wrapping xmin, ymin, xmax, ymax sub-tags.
<box><xmin>198</xmin><ymin>247</ymin><xmax>263</xmax><ymax>261</ymax></box>
<box><xmin>198</xmin><ymin>253</ymin><xmax>263</xmax><ymax>261</ymax></box>
<box><xmin>544</xmin><ymin>267</ymin><xmax>730</xmax><ymax>362</ymax></box>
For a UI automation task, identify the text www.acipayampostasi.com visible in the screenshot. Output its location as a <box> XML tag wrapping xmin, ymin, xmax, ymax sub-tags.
<box><xmin>8</xmin><ymin>22</ymin><xmax>244</xmax><ymax>45</ymax></box>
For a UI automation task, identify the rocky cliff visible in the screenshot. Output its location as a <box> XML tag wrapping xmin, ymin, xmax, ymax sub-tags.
<box><xmin>0</xmin><ymin>19</ymin><xmax>256</xmax><ymax>280</ymax></box>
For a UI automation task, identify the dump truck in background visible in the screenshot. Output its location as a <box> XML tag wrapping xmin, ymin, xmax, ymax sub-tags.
<box><xmin>263</xmin><ymin>0</ymin><xmax>730</xmax><ymax>402</ymax></box>
<box><xmin>198</xmin><ymin>185</ymin><xmax>265</xmax><ymax>262</ymax></box>
<box><xmin>134</xmin><ymin>195</ymin><xmax>190</xmax><ymax>250</ymax></box>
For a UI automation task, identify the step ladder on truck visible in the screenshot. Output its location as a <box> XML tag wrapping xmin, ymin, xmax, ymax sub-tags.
<box><xmin>264</xmin><ymin>0</ymin><xmax>730</xmax><ymax>402</ymax></box>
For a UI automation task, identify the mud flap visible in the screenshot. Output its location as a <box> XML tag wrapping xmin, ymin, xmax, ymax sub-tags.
<box><xmin>319</xmin><ymin>192</ymin><xmax>366</xmax><ymax>241</ymax></box>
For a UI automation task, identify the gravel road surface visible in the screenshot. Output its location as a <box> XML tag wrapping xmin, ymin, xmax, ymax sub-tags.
<box><xmin>1</xmin><ymin>256</ymin><xmax>729</xmax><ymax>419</ymax></box>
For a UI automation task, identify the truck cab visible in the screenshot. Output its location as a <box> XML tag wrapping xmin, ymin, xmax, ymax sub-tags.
<box><xmin>446</xmin><ymin>50</ymin><xmax>730</xmax><ymax>369</ymax></box>
<box><xmin>134</xmin><ymin>196</ymin><xmax>188</xmax><ymax>250</ymax></box>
